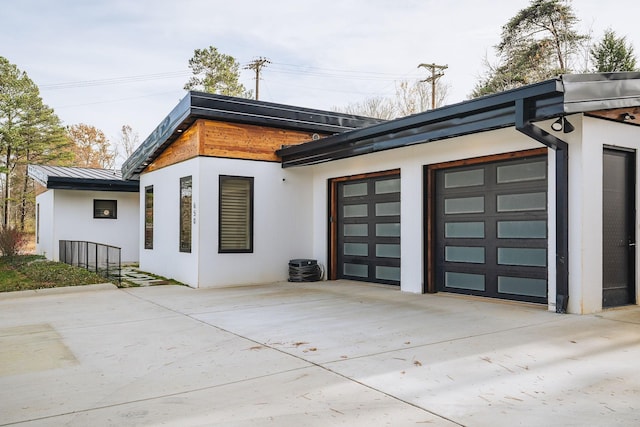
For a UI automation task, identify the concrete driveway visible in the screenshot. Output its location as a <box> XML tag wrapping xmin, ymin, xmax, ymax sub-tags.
<box><xmin>1</xmin><ymin>281</ymin><xmax>639</xmax><ymax>426</ymax></box>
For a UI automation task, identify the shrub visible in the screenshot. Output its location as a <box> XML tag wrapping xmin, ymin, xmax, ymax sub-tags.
<box><xmin>0</xmin><ymin>227</ymin><xmax>26</xmax><ymax>257</ymax></box>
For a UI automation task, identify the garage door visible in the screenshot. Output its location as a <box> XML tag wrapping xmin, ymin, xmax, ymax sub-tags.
<box><xmin>336</xmin><ymin>174</ymin><xmax>401</xmax><ymax>285</ymax></box>
<box><xmin>434</xmin><ymin>156</ymin><xmax>548</xmax><ymax>303</ymax></box>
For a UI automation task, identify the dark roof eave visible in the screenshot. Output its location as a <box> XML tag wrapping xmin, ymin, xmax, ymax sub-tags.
<box><xmin>47</xmin><ymin>177</ymin><xmax>139</xmax><ymax>192</ymax></box>
<box><xmin>278</xmin><ymin>78</ymin><xmax>565</xmax><ymax>167</ymax></box>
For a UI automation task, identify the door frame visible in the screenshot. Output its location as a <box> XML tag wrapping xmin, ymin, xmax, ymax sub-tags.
<box><xmin>602</xmin><ymin>146</ymin><xmax>637</xmax><ymax>307</ymax></box>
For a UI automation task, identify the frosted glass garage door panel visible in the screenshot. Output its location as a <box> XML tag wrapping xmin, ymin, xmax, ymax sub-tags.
<box><xmin>445</xmin><ymin>272</ymin><xmax>485</xmax><ymax>291</ymax></box>
<box><xmin>344</xmin><ymin>243</ymin><xmax>368</xmax><ymax>256</ymax></box>
<box><xmin>498</xmin><ymin>276</ymin><xmax>547</xmax><ymax>298</ymax></box>
<box><xmin>445</xmin><ymin>246</ymin><xmax>485</xmax><ymax>263</ymax></box>
<box><xmin>497</xmin><ymin>161</ymin><xmax>546</xmax><ymax>183</ymax></box>
<box><xmin>444</xmin><ymin>169</ymin><xmax>484</xmax><ymax>188</ymax></box>
<box><xmin>498</xmin><ymin>248</ymin><xmax>547</xmax><ymax>267</ymax></box>
<box><xmin>376</xmin><ymin>244</ymin><xmax>401</xmax><ymax>258</ymax></box>
<box><xmin>376</xmin><ymin>266</ymin><xmax>400</xmax><ymax>281</ymax></box>
<box><xmin>342</xmin><ymin>182</ymin><xmax>368</xmax><ymax>197</ymax></box>
<box><xmin>344</xmin><ymin>263</ymin><xmax>368</xmax><ymax>278</ymax></box>
<box><xmin>344</xmin><ymin>224</ymin><xmax>368</xmax><ymax>237</ymax></box>
<box><xmin>376</xmin><ymin>202</ymin><xmax>400</xmax><ymax>216</ymax></box>
<box><xmin>444</xmin><ymin>197</ymin><xmax>484</xmax><ymax>214</ymax></box>
<box><xmin>344</xmin><ymin>204</ymin><xmax>368</xmax><ymax>217</ymax></box>
<box><xmin>376</xmin><ymin>223</ymin><xmax>400</xmax><ymax>237</ymax></box>
<box><xmin>375</xmin><ymin>178</ymin><xmax>400</xmax><ymax>194</ymax></box>
<box><xmin>445</xmin><ymin>222</ymin><xmax>485</xmax><ymax>238</ymax></box>
<box><xmin>498</xmin><ymin>221</ymin><xmax>546</xmax><ymax>239</ymax></box>
<box><xmin>497</xmin><ymin>193</ymin><xmax>546</xmax><ymax>212</ymax></box>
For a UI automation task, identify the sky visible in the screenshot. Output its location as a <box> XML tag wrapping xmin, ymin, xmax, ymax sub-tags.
<box><xmin>2</xmin><ymin>0</ymin><xmax>640</xmax><ymax>165</ymax></box>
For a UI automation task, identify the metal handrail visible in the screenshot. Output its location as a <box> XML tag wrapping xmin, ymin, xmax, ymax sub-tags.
<box><xmin>58</xmin><ymin>240</ymin><xmax>121</xmax><ymax>284</ymax></box>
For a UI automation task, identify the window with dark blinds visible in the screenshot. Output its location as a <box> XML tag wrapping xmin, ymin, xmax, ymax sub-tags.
<box><xmin>219</xmin><ymin>176</ymin><xmax>253</xmax><ymax>253</ymax></box>
<box><xmin>179</xmin><ymin>176</ymin><xmax>192</xmax><ymax>253</ymax></box>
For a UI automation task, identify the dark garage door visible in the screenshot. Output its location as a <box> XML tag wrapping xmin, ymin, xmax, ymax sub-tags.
<box><xmin>434</xmin><ymin>156</ymin><xmax>548</xmax><ymax>303</ymax></box>
<box><xmin>336</xmin><ymin>174</ymin><xmax>401</xmax><ymax>285</ymax></box>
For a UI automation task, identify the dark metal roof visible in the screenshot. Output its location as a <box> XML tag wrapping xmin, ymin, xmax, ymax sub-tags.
<box><xmin>277</xmin><ymin>72</ymin><xmax>640</xmax><ymax>167</ymax></box>
<box><xmin>28</xmin><ymin>165</ymin><xmax>139</xmax><ymax>192</ymax></box>
<box><xmin>121</xmin><ymin>91</ymin><xmax>385</xmax><ymax>180</ymax></box>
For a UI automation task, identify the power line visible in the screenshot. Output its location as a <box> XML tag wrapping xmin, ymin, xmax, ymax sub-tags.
<box><xmin>418</xmin><ymin>63</ymin><xmax>448</xmax><ymax>110</ymax></box>
<box><xmin>39</xmin><ymin>70</ymin><xmax>191</xmax><ymax>90</ymax></box>
<box><xmin>244</xmin><ymin>57</ymin><xmax>270</xmax><ymax>100</ymax></box>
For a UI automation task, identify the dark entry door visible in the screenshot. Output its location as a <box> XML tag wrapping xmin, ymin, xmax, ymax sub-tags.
<box><xmin>603</xmin><ymin>148</ymin><xmax>636</xmax><ymax>307</ymax></box>
<box><xmin>336</xmin><ymin>174</ymin><xmax>401</xmax><ymax>285</ymax></box>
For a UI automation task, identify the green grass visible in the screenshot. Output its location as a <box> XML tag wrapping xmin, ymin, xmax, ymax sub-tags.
<box><xmin>0</xmin><ymin>255</ymin><xmax>109</xmax><ymax>293</ymax></box>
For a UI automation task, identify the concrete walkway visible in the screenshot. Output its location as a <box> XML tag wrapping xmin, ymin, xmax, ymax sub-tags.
<box><xmin>0</xmin><ymin>281</ymin><xmax>638</xmax><ymax>426</ymax></box>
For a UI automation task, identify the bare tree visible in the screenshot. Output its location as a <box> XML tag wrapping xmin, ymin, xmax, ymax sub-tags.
<box><xmin>334</xmin><ymin>79</ymin><xmax>450</xmax><ymax>120</ymax></box>
<box><xmin>337</xmin><ymin>96</ymin><xmax>396</xmax><ymax>120</ymax></box>
<box><xmin>116</xmin><ymin>124</ymin><xmax>140</xmax><ymax>165</ymax></box>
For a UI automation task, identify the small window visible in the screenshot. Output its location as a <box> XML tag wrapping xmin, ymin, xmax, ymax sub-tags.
<box><xmin>144</xmin><ymin>186</ymin><xmax>153</xmax><ymax>250</ymax></box>
<box><xmin>94</xmin><ymin>200</ymin><xmax>117</xmax><ymax>219</ymax></box>
<box><xmin>180</xmin><ymin>176</ymin><xmax>192</xmax><ymax>253</ymax></box>
<box><xmin>219</xmin><ymin>175</ymin><xmax>253</xmax><ymax>253</ymax></box>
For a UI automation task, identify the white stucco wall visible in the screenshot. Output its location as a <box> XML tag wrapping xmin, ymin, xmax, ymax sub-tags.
<box><xmin>35</xmin><ymin>190</ymin><xmax>55</xmax><ymax>259</ymax></box>
<box><xmin>36</xmin><ymin>189</ymin><xmax>139</xmax><ymax>263</ymax></box>
<box><xmin>139</xmin><ymin>157</ymin><xmax>314</xmax><ymax>288</ymax></box>
<box><xmin>568</xmin><ymin>116</ymin><xmax>640</xmax><ymax>314</ymax></box>
<box><xmin>139</xmin><ymin>158</ymin><xmax>200</xmax><ymax>286</ymax></box>
<box><xmin>198</xmin><ymin>157</ymin><xmax>314</xmax><ymax>287</ymax></box>
<box><xmin>308</xmin><ymin>126</ymin><xmax>546</xmax><ymax>297</ymax></box>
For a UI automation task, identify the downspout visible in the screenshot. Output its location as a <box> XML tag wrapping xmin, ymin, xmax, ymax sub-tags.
<box><xmin>515</xmin><ymin>98</ymin><xmax>569</xmax><ymax>313</ymax></box>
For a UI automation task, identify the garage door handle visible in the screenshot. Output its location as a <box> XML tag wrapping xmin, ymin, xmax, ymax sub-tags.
<box><xmin>629</xmin><ymin>242</ymin><xmax>636</xmax><ymax>247</ymax></box>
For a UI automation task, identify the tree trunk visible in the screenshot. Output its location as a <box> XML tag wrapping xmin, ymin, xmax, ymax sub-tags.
<box><xmin>19</xmin><ymin>166</ymin><xmax>29</xmax><ymax>232</ymax></box>
<box><xmin>3</xmin><ymin>146</ymin><xmax>11</xmax><ymax>229</ymax></box>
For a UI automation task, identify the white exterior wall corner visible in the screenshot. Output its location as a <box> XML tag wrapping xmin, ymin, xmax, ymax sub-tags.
<box><xmin>35</xmin><ymin>190</ymin><xmax>55</xmax><ymax>260</ymax></box>
<box><xmin>576</xmin><ymin>116</ymin><xmax>640</xmax><ymax>313</ymax></box>
<box><xmin>309</xmin><ymin>127</ymin><xmax>544</xmax><ymax>296</ymax></box>
<box><xmin>139</xmin><ymin>157</ymin><xmax>314</xmax><ymax>288</ymax></box>
<box><xmin>197</xmin><ymin>157</ymin><xmax>314</xmax><ymax>288</ymax></box>
<box><xmin>139</xmin><ymin>159</ymin><xmax>200</xmax><ymax>287</ymax></box>
<box><xmin>38</xmin><ymin>189</ymin><xmax>139</xmax><ymax>262</ymax></box>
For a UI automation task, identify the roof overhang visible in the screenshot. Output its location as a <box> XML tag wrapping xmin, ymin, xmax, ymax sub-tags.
<box><xmin>276</xmin><ymin>72</ymin><xmax>640</xmax><ymax>167</ymax></box>
<box><xmin>121</xmin><ymin>92</ymin><xmax>384</xmax><ymax>180</ymax></box>
<box><xmin>28</xmin><ymin>165</ymin><xmax>139</xmax><ymax>192</ymax></box>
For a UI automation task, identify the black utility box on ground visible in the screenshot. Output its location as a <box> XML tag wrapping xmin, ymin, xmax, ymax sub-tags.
<box><xmin>288</xmin><ymin>259</ymin><xmax>322</xmax><ymax>282</ymax></box>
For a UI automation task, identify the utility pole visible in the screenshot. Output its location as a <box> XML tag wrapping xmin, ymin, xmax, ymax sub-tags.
<box><xmin>418</xmin><ymin>63</ymin><xmax>448</xmax><ymax>110</ymax></box>
<box><xmin>245</xmin><ymin>57</ymin><xmax>270</xmax><ymax>100</ymax></box>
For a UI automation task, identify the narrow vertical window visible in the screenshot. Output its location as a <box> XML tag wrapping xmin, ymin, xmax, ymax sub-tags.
<box><xmin>219</xmin><ymin>175</ymin><xmax>253</xmax><ymax>253</ymax></box>
<box><xmin>144</xmin><ymin>186</ymin><xmax>153</xmax><ymax>250</ymax></box>
<box><xmin>180</xmin><ymin>177</ymin><xmax>192</xmax><ymax>253</ymax></box>
<box><xmin>36</xmin><ymin>203</ymin><xmax>40</xmax><ymax>244</ymax></box>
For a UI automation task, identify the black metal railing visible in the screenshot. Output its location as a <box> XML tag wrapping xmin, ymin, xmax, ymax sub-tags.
<box><xmin>59</xmin><ymin>240</ymin><xmax>121</xmax><ymax>284</ymax></box>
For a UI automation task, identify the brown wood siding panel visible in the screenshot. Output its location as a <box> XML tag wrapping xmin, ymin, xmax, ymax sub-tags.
<box><xmin>587</xmin><ymin>108</ymin><xmax>640</xmax><ymax>126</ymax></box>
<box><xmin>200</xmin><ymin>120</ymin><xmax>321</xmax><ymax>162</ymax></box>
<box><xmin>145</xmin><ymin>125</ymin><xmax>200</xmax><ymax>173</ymax></box>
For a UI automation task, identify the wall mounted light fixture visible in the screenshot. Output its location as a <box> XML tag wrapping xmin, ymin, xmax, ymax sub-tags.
<box><xmin>551</xmin><ymin>117</ymin><xmax>574</xmax><ymax>133</ymax></box>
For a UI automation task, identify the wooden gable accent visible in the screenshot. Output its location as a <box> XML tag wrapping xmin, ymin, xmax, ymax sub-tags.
<box><xmin>144</xmin><ymin>119</ymin><xmax>325</xmax><ymax>173</ymax></box>
<box><xmin>145</xmin><ymin>122</ymin><xmax>201</xmax><ymax>173</ymax></box>
<box><xmin>199</xmin><ymin>120</ymin><xmax>321</xmax><ymax>162</ymax></box>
